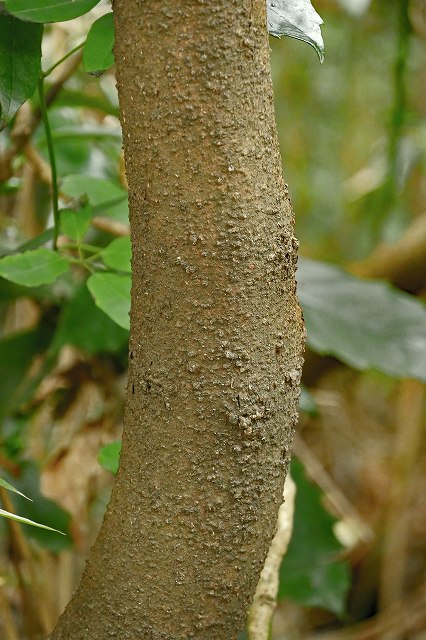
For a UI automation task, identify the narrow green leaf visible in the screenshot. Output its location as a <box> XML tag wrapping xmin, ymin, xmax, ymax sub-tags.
<box><xmin>0</xmin><ymin>15</ymin><xmax>42</xmax><ymax>128</ymax></box>
<box><xmin>278</xmin><ymin>459</ymin><xmax>350</xmax><ymax>616</ymax></box>
<box><xmin>0</xmin><ymin>248</ymin><xmax>70</xmax><ymax>286</ymax></box>
<box><xmin>60</xmin><ymin>203</ymin><xmax>92</xmax><ymax>242</ymax></box>
<box><xmin>0</xmin><ymin>476</ymin><xmax>31</xmax><ymax>501</ymax></box>
<box><xmin>98</xmin><ymin>441</ymin><xmax>121</xmax><ymax>475</ymax></box>
<box><xmin>83</xmin><ymin>12</ymin><xmax>115</xmax><ymax>74</ymax></box>
<box><xmin>267</xmin><ymin>0</ymin><xmax>324</xmax><ymax>63</ymax></box>
<box><xmin>5</xmin><ymin>0</ymin><xmax>101</xmax><ymax>23</ymax></box>
<box><xmin>298</xmin><ymin>258</ymin><xmax>426</xmax><ymax>382</ymax></box>
<box><xmin>87</xmin><ymin>272</ymin><xmax>131</xmax><ymax>330</ymax></box>
<box><xmin>100</xmin><ymin>236</ymin><xmax>131</xmax><ymax>272</ymax></box>
<box><xmin>0</xmin><ymin>508</ymin><xmax>65</xmax><ymax>534</ymax></box>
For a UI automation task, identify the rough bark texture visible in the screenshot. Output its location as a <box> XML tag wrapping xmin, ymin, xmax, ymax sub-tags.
<box><xmin>49</xmin><ymin>1</ymin><xmax>304</xmax><ymax>638</ymax></box>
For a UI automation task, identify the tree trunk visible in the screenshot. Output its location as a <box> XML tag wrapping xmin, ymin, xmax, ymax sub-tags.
<box><xmin>49</xmin><ymin>1</ymin><xmax>304</xmax><ymax>638</ymax></box>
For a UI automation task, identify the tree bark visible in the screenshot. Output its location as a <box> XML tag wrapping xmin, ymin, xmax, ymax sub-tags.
<box><xmin>49</xmin><ymin>1</ymin><xmax>304</xmax><ymax>638</ymax></box>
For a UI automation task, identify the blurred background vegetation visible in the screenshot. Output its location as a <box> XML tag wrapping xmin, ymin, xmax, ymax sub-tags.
<box><xmin>0</xmin><ymin>0</ymin><xmax>425</xmax><ymax>638</ymax></box>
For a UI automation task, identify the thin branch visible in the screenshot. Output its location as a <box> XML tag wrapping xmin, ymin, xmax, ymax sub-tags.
<box><xmin>38</xmin><ymin>78</ymin><xmax>60</xmax><ymax>250</ymax></box>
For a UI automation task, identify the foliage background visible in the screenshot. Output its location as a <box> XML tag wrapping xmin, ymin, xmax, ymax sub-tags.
<box><xmin>0</xmin><ymin>0</ymin><xmax>425</xmax><ymax>638</ymax></box>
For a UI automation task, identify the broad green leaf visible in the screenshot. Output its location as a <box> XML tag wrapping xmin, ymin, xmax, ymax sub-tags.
<box><xmin>0</xmin><ymin>476</ymin><xmax>31</xmax><ymax>501</ymax></box>
<box><xmin>0</xmin><ymin>248</ymin><xmax>70</xmax><ymax>286</ymax></box>
<box><xmin>60</xmin><ymin>203</ymin><xmax>92</xmax><ymax>242</ymax></box>
<box><xmin>6</xmin><ymin>463</ymin><xmax>70</xmax><ymax>550</ymax></box>
<box><xmin>5</xmin><ymin>0</ymin><xmax>101</xmax><ymax>23</ymax></box>
<box><xmin>87</xmin><ymin>272</ymin><xmax>131</xmax><ymax>330</ymax></box>
<box><xmin>0</xmin><ymin>508</ymin><xmax>64</xmax><ymax>534</ymax></box>
<box><xmin>298</xmin><ymin>258</ymin><xmax>426</xmax><ymax>382</ymax></box>
<box><xmin>0</xmin><ymin>15</ymin><xmax>42</xmax><ymax>128</ymax></box>
<box><xmin>98</xmin><ymin>441</ymin><xmax>121</xmax><ymax>475</ymax></box>
<box><xmin>278</xmin><ymin>459</ymin><xmax>350</xmax><ymax>616</ymax></box>
<box><xmin>267</xmin><ymin>0</ymin><xmax>324</xmax><ymax>63</ymax></box>
<box><xmin>101</xmin><ymin>236</ymin><xmax>131</xmax><ymax>272</ymax></box>
<box><xmin>61</xmin><ymin>174</ymin><xmax>128</xmax><ymax>223</ymax></box>
<box><xmin>83</xmin><ymin>12</ymin><xmax>115</xmax><ymax>74</ymax></box>
<box><xmin>53</xmin><ymin>283</ymin><xmax>129</xmax><ymax>354</ymax></box>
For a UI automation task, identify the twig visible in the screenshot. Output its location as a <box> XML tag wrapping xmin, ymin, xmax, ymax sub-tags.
<box><xmin>378</xmin><ymin>380</ymin><xmax>425</xmax><ymax>622</ymax></box>
<box><xmin>38</xmin><ymin>78</ymin><xmax>60</xmax><ymax>250</ymax></box>
<box><xmin>91</xmin><ymin>216</ymin><xmax>130</xmax><ymax>237</ymax></box>
<box><xmin>0</xmin><ymin>51</ymin><xmax>83</xmax><ymax>183</ymax></box>
<box><xmin>247</xmin><ymin>474</ymin><xmax>296</xmax><ymax>640</ymax></box>
<box><xmin>293</xmin><ymin>435</ymin><xmax>373</xmax><ymax>545</ymax></box>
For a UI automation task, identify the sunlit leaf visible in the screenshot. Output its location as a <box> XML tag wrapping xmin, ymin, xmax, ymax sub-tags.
<box><xmin>267</xmin><ymin>0</ymin><xmax>324</xmax><ymax>63</ymax></box>
<box><xmin>100</xmin><ymin>236</ymin><xmax>131</xmax><ymax>272</ymax></box>
<box><xmin>83</xmin><ymin>12</ymin><xmax>115</xmax><ymax>74</ymax></box>
<box><xmin>278</xmin><ymin>459</ymin><xmax>350</xmax><ymax>616</ymax></box>
<box><xmin>87</xmin><ymin>272</ymin><xmax>131</xmax><ymax>330</ymax></box>
<box><xmin>0</xmin><ymin>248</ymin><xmax>70</xmax><ymax>286</ymax></box>
<box><xmin>298</xmin><ymin>258</ymin><xmax>426</xmax><ymax>382</ymax></box>
<box><xmin>6</xmin><ymin>463</ymin><xmax>71</xmax><ymax>550</ymax></box>
<box><xmin>98</xmin><ymin>441</ymin><xmax>121</xmax><ymax>475</ymax></box>
<box><xmin>0</xmin><ymin>507</ymin><xmax>65</xmax><ymax>533</ymax></box>
<box><xmin>60</xmin><ymin>203</ymin><xmax>92</xmax><ymax>242</ymax></box>
<box><xmin>5</xmin><ymin>0</ymin><xmax>101</xmax><ymax>23</ymax></box>
<box><xmin>61</xmin><ymin>174</ymin><xmax>128</xmax><ymax>223</ymax></box>
<box><xmin>0</xmin><ymin>15</ymin><xmax>42</xmax><ymax>128</ymax></box>
<box><xmin>0</xmin><ymin>476</ymin><xmax>31</xmax><ymax>501</ymax></box>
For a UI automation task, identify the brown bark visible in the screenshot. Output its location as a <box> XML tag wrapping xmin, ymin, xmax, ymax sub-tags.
<box><xmin>49</xmin><ymin>1</ymin><xmax>304</xmax><ymax>638</ymax></box>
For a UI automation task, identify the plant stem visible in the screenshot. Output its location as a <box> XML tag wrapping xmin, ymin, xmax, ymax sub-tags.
<box><xmin>38</xmin><ymin>78</ymin><xmax>60</xmax><ymax>251</ymax></box>
<box><xmin>42</xmin><ymin>41</ymin><xmax>85</xmax><ymax>78</ymax></box>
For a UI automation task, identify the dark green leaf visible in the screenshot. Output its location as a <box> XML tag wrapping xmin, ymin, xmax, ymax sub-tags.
<box><xmin>278</xmin><ymin>459</ymin><xmax>350</xmax><ymax>616</ymax></box>
<box><xmin>0</xmin><ymin>15</ymin><xmax>42</xmax><ymax>128</ymax></box>
<box><xmin>98</xmin><ymin>441</ymin><xmax>121</xmax><ymax>475</ymax></box>
<box><xmin>52</xmin><ymin>283</ymin><xmax>129</xmax><ymax>354</ymax></box>
<box><xmin>0</xmin><ymin>248</ymin><xmax>70</xmax><ymax>286</ymax></box>
<box><xmin>100</xmin><ymin>236</ymin><xmax>131</xmax><ymax>272</ymax></box>
<box><xmin>87</xmin><ymin>272</ymin><xmax>131</xmax><ymax>330</ymax></box>
<box><xmin>83</xmin><ymin>12</ymin><xmax>115</xmax><ymax>74</ymax></box>
<box><xmin>298</xmin><ymin>258</ymin><xmax>426</xmax><ymax>382</ymax></box>
<box><xmin>5</xmin><ymin>0</ymin><xmax>101</xmax><ymax>23</ymax></box>
<box><xmin>60</xmin><ymin>203</ymin><xmax>92</xmax><ymax>242</ymax></box>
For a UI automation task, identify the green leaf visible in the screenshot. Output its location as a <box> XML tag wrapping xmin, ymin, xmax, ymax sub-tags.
<box><xmin>298</xmin><ymin>258</ymin><xmax>426</xmax><ymax>382</ymax></box>
<box><xmin>100</xmin><ymin>236</ymin><xmax>131</xmax><ymax>272</ymax></box>
<box><xmin>5</xmin><ymin>0</ymin><xmax>101</xmax><ymax>23</ymax></box>
<box><xmin>5</xmin><ymin>463</ymin><xmax>71</xmax><ymax>550</ymax></box>
<box><xmin>0</xmin><ymin>248</ymin><xmax>70</xmax><ymax>286</ymax></box>
<box><xmin>53</xmin><ymin>283</ymin><xmax>129</xmax><ymax>354</ymax></box>
<box><xmin>267</xmin><ymin>0</ymin><xmax>324</xmax><ymax>63</ymax></box>
<box><xmin>0</xmin><ymin>476</ymin><xmax>31</xmax><ymax>501</ymax></box>
<box><xmin>98</xmin><ymin>441</ymin><xmax>121</xmax><ymax>475</ymax></box>
<box><xmin>60</xmin><ymin>203</ymin><xmax>92</xmax><ymax>242</ymax></box>
<box><xmin>83</xmin><ymin>12</ymin><xmax>115</xmax><ymax>74</ymax></box>
<box><xmin>0</xmin><ymin>15</ymin><xmax>42</xmax><ymax>128</ymax></box>
<box><xmin>278</xmin><ymin>459</ymin><xmax>350</xmax><ymax>616</ymax></box>
<box><xmin>61</xmin><ymin>174</ymin><xmax>128</xmax><ymax>223</ymax></box>
<box><xmin>0</xmin><ymin>508</ymin><xmax>65</xmax><ymax>534</ymax></box>
<box><xmin>87</xmin><ymin>272</ymin><xmax>131</xmax><ymax>330</ymax></box>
